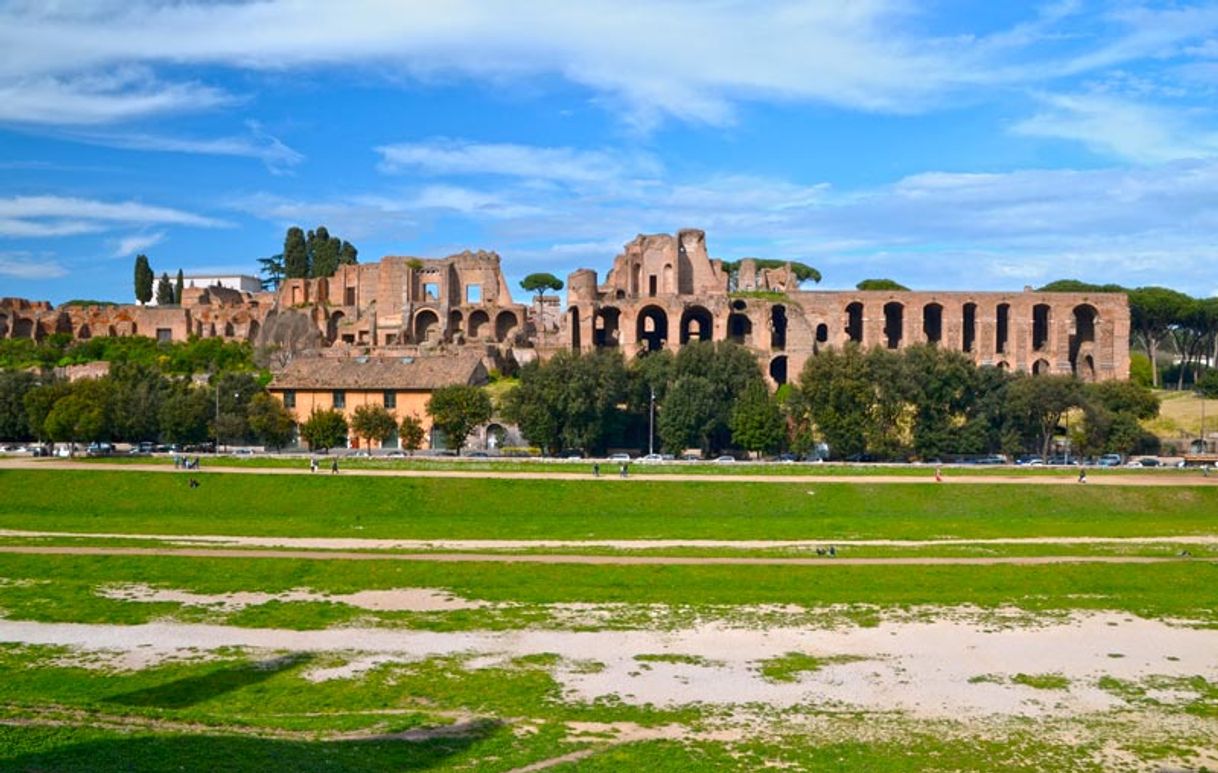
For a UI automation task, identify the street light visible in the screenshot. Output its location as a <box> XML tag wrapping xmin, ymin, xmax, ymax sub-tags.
<box><xmin>215</xmin><ymin>383</ymin><xmax>240</xmax><ymax>454</ymax></box>
<box><xmin>648</xmin><ymin>387</ymin><xmax>656</xmax><ymax>456</ymax></box>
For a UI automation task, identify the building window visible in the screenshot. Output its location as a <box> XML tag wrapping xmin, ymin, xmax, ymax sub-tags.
<box><xmin>283</xmin><ymin>390</ymin><xmax>295</xmax><ymax>409</ymax></box>
<box><xmin>384</xmin><ymin>390</ymin><xmax>396</xmax><ymax>409</ymax></box>
<box><xmin>156</xmin><ymin>328</ymin><xmax>172</xmax><ymax>343</ymax></box>
<box><xmin>333</xmin><ymin>390</ymin><xmax>345</xmax><ymax>409</ymax></box>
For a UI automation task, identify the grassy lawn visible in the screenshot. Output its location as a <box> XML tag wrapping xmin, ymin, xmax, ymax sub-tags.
<box><xmin>2</xmin><ymin>469</ymin><xmax>1217</xmax><ymax>541</ymax></box>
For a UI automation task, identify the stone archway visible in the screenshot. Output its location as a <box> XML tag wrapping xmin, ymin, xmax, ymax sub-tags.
<box><xmin>328</xmin><ymin>311</ymin><xmax>345</xmax><ymax>343</ymax></box>
<box><xmin>770</xmin><ymin>305</ymin><xmax>787</xmax><ymax>350</ymax></box>
<box><xmin>883</xmin><ymin>302</ymin><xmax>903</xmax><ymax>349</ymax></box>
<box><xmin>1032</xmin><ymin>358</ymin><xmax>1051</xmax><ymax>375</ymax></box>
<box><xmin>769</xmin><ymin>355</ymin><xmax>788</xmax><ymax>386</ymax></box>
<box><xmin>468</xmin><ymin>309</ymin><xmax>490</xmax><ymax>340</ymax></box>
<box><xmin>595</xmin><ymin>307</ymin><xmax>621</xmax><ymax>348</ymax></box>
<box><xmin>414</xmin><ymin>309</ymin><xmax>440</xmax><ymax>343</ymax></box>
<box><xmin>845</xmin><ymin>302</ymin><xmax>863</xmax><ymax>343</ymax></box>
<box><xmin>569</xmin><ymin>307</ymin><xmax>581</xmax><ymax>351</ymax></box>
<box><xmin>495</xmin><ymin>310</ymin><xmax>517</xmax><ymax>342</ymax></box>
<box><xmin>679</xmin><ymin>305</ymin><xmax>713</xmax><ymax>344</ymax></box>
<box><xmin>922</xmin><ymin>303</ymin><xmax>942</xmax><ymax>344</ymax></box>
<box><xmin>636</xmin><ymin>305</ymin><xmax>669</xmax><ymax>352</ymax></box>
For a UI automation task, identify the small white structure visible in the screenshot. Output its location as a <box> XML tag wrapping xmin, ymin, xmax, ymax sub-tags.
<box><xmin>150</xmin><ymin>273</ymin><xmax>262</xmax><ymax>305</ymax></box>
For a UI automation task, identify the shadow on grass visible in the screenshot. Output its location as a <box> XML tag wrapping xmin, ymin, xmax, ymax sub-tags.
<box><xmin>0</xmin><ymin>721</ymin><xmax>506</xmax><ymax>772</ymax></box>
<box><xmin>103</xmin><ymin>654</ymin><xmax>311</xmax><ymax>710</ymax></box>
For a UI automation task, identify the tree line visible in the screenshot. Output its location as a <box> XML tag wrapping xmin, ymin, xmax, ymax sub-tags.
<box><xmin>133</xmin><ymin>254</ymin><xmax>184</xmax><ymax>306</ymax></box>
<box><xmin>502</xmin><ymin>341</ymin><xmax>1162</xmax><ymax>460</ymax></box>
<box><xmin>296</xmin><ymin>385</ymin><xmax>492</xmax><ymax>453</ymax></box>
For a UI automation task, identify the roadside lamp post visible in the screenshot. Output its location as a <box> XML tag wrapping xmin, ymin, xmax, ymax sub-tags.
<box><xmin>214</xmin><ymin>382</ymin><xmax>240</xmax><ymax>454</ymax></box>
<box><xmin>648</xmin><ymin>387</ymin><xmax>656</xmax><ymax>456</ymax></box>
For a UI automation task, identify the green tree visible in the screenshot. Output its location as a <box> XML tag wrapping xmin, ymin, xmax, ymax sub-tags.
<box><xmin>309</xmin><ymin>226</ymin><xmax>342</xmax><ymax>278</ymax></box>
<box><xmin>1198</xmin><ymin>369</ymin><xmax>1218</xmax><ymax>399</ymax></box>
<box><xmin>155</xmin><ymin>272</ymin><xmax>175</xmax><ymax>305</ymax></box>
<box><xmin>1005</xmin><ymin>374</ymin><xmax>1085</xmax><ymax>458</ymax></box>
<box><xmin>299</xmin><ymin>408</ymin><xmax>349</xmax><ymax>451</ymax></box>
<box><xmin>730</xmin><ymin>381</ymin><xmax>785</xmax><ymax>455</ymax></box>
<box><xmin>211</xmin><ymin>371</ymin><xmax>260</xmax><ymax>448</ymax></box>
<box><xmin>339</xmin><ymin>240</ymin><xmax>358</xmax><ymax>265</ymax></box>
<box><xmin>657</xmin><ymin>376</ymin><xmax>720</xmax><ymax>455</ymax></box>
<box><xmin>157</xmin><ymin>382</ymin><xmax>211</xmax><ymax>445</ymax></box>
<box><xmin>399</xmin><ymin>413</ymin><xmax>426</xmax><ymax>451</ymax></box>
<box><xmin>283</xmin><ymin>227</ymin><xmax>310</xmax><ymax>279</ymax></box>
<box><xmin>108</xmin><ymin>361</ymin><xmax>168</xmax><ymax>442</ymax></box>
<box><xmin>133</xmin><ymin>254</ymin><xmax>153</xmax><ymax>305</ymax></box>
<box><xmin>0</xmin><ymin>370</ymin><xmax>38</xmax><ymax>440</ymax></box>
<box><xmin>720</xmin><ymin>259</ymin><xmax>821</xmax><ymax>289</ymax></box>
<box><xmin>519</xmin><ymin>273</ymin><xmax>564</xmax><ymax>302</ymax></box>
<box><xmin>350</xmin><ymin>403</ymin><xmax>398</xmax><ymax>449</ymax></box>
<box><xmin>22</xmin><ymin>380</ymin><xmax>72</xmax><ymax>443</ymax></box>
<box><xmin>796</xmin><ymin>345</ymin><xmax>874</xmax><ymax>459</ymax></box>
<box><xmin>901</xmin><ymin>345</ymin><xmax>982</xmax><ymax>459</ymax></box>
<box><xmin>246</xmin><ymin>392</ymin><xmax>296</xmax><ymax>450</ymax></box>
<box><xmin>1128</xmin><ymin>286</ymin><xmax>1191</xmax><ymax>388</ymax></box>
<box><xmin>258</xmin><ymin>253</ymin><xmax>285</xmax><ymax>290</ymax></box>
<box><xmin>44</xmin><ymin>379</ymin><xmax>113</xmax><ymax>447</ymax></box>
<box><xmin>856</xmin><ymin>278</ymin><xmax>909</xmax><ymax>291</ymax></box>
<box><xmin>1036</xmin><ymin>279</ymin><xmax>1127</xmax><ymax>293</ymax></box>
<box><xmin>662</xmin><ymin>341</ymin><xmax>764</xmax><ymax>454</ymax></box>
<box><xmin>174</xmin><ymin>269</ymin><xmax>184</xmax><ymax>304</ymax></box>
<box><xmin>426</xmin><ymin>385</ymin><xmax>492</xmax><ymax>451</ymax></box>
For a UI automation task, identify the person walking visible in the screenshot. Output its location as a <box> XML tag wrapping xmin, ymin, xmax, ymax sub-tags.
<box><xmin>593</xmin><ymin>463</ymin><xmax>600</xmax><ymax>477</ymax></box>
<box><xmin>1078</xmin><ymin>467</ymin><xmax>1087</xmax><ymax>483</ymax></box>
<box><xmin>331</xmin><ymin>458</ymin><xmax>339</xmax><ymax>474</ymax></box>
<box><xmin>310</xmin><ymin>458</ymin><xmax>318</xmax><ymax>474</ymax></box>
<box><xmin>934</xmin><ymin>465</ymin><xmax>942</xmax><ymax>483</ymax></box>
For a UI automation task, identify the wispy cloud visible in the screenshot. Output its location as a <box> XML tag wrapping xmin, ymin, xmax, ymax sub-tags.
<box><xmin>111</xmin><ymin>231</ymin><xmax>165</xmax><ymax>258</ymax></box>
<box><xmin>377</xmin><ymin>139</ymin><xmax>659</xmax><ymax>184</ymax></box>
<box><xmin>59</xmin><ymin>121</ymin><xmax>303</xmax><ymax>173</ymax></box>
<box><xmin>0</xmin><ymin>250</ymin><xmax>68</xmax><ymax>279</ymax></box>
<box><xmin>0</xmin><ymin>195</ymin><xmax>228</xmax><ymax>239</ymax></box>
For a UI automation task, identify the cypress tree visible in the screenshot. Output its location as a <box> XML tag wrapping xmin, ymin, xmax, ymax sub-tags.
<box><xmin>133</xmin><ymin>254</ymin><xmax>153</xmax><ymax>305</ymax></box>
<box><xmin>310</xmin><ymin>225</ymin><xmax>341</xmax><ymax>278</ymax></box>
<box><xmin>174</xmin><ymin>269</ymin><xmax>184</xmax><ymax>304</ymax></box>
<box><xmin>155</xmin><ymin>273</ymin><xmax>175</xmax><ymax>305</ymax></box>
<box><xmin>283</xmin><ymin>226</ymin><xmax>309</xmax><ymax>279</ymax></box>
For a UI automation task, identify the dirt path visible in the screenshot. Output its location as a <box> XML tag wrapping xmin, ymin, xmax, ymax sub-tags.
<box><xmin>3</xmin><ymin>458</ymin><xmax>1216</xmax><ymax>486</ymax></box>
<box><xmin>0</xmin><ymin>544</ymin><xmax>1208</xmax><ymax>566</ymax></box>
<box><xmin>3</xmin><ymin>528</ymin><xmax>1217</xmax><ymax>552</ymax></box>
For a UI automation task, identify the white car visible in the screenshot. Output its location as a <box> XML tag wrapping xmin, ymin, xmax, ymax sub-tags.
<box><xmin>608</xmin><ymin>453</ymin><xmax>631</xmax><ymax>462</ymax></box>
<box><xmin>714</xmin><ymin>455</ymin><xmax>736</xmax><ymax>463</ymax></box>
<box><xmin>640</xmin><ymin>453</ymin><xmax>664</xmax><ymax>463</ymax></box>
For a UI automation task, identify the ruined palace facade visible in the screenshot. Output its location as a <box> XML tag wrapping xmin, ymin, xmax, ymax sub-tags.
<box><xmin>562</xmin><ymin>230</ymin><xmax>1130</xmax><ymax>384</ymax></box>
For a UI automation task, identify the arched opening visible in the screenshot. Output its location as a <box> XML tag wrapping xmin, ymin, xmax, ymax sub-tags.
<box><xmin>76</xmin><ymin>324</ymin><xmax>91</xmax><ymax>339</ymax></box>
<box><xmin>996</xmin><ymin>360</ymin><xmax>1009</xmax><ymax>371</ymax></box>
<box><xmin>845</xmin><ymin>302</ymin><xmax>863</xmax><ymax>343</ymax></box>
<box><xmin>816</xmin><ymin>323</ymin><xmax>828</xmax><ymax>343</ymax></box>
<box><xmin>883</xmin><ymin>302</ymin><xmax>904</xmax><ymax>349</ymax></box>
<box><xmin>485</xmin><ymin>423</ymin><xmax>507</xmax><ymax>450</ymax></box>
<box><xmin>662</xmin><ymin>264</ymin><xmax>674</xmax><ymax>294</ymax></box>
<box><xmin>495</xmin><ymin>310</ymin><xmax>517</xmax><ymax>342</ymax></box>
<box><xmin>248</xmin><ymin>320</ymin><xmax>260</xmax><ymax>341</ymax></box>
<box><xmin>770</xmin><ymin>305</ymin><xmax>787</xmax><ymax>350</ymax></box>
<box><xmin>569</xmin><ymin>307</ymin><xmax>581</xmax><ymax>351</ymax></box>
<box><xmin>1032</xmin><ymin>304</ymin><xmax>1051</xmax><ymax>351</ymax></box>
<box><xmin>962</xmin><ymin>303</ymin><xmax>977</xmax><ymax>353</ymax></box>
<box><xmin>727</xmin><ymin>312</ymin><xmax>752</xmax><ymax>345</ymax></box>
<box><xmin>55</xmin><ymin>315</ymin><xmax>72</xmax><ymax>335</ymax></box>
<box><xmin>448</xmin><ymin>310</ymin><xmax>463</xmax><ymax>338</ymax></box>
<box><xmin>224</xmin><ymin>321</ymin><xmax>235</xmax><ymax>337</ymax></box>
<box><xmin>1032</xmin><ymin>358</ymin><xmax>1051</xmax><ymax>375</ymax></box>
<box><xmin>1069</xmin><ymin>304</ymin><xmax>1099</xmax><ymax>379</ymax></box>
<box><xmin>636</xmin><ymin>306</ymin><xmax>669</xmax><ymax>352</ymax></box>
<box><xmin>0</xmin><ymin>313</ymin><xmax>8</xmax><ymax>338</ymax></box>
<box><xmin>996</xmin><ymin>303</ymin><xmax>1010</xmax><ymax>354</ymax></box>
<box><xmin>679</xmin><ymin>305</ymin><xmax>713</xmax><ymax>344</ymax></box>
<box><xmin>108</xmin><ymin>324</ymin><xmax>118</xmax><ymax>337</ymax></box>
<box><xmin>414</xmin><ymin>309</ymin><xmax>439</xmax><ymax>343</ymax></box>
<box><xmin>328</xmin><ymin>311</ymin><xmax>345</xmax><ymax>343</ymax></box>
<box><xmin>769</xmin><ymin>355</ymin><xmax>788</xmax><ymax>386</ymax></box>
<box><xmin>922</xmin><ymin>303</ymin><xmax>942</xmax><ymax>344</ymax></box>
<box><xmin>468</xmin><ymin>310</ymin><xmax>490</xmax><ymax>339</ymax></box>
<box><xmin>594</xmin><ymin>307</ymin><xmax>621</xmax><ymax>348</ymax></box>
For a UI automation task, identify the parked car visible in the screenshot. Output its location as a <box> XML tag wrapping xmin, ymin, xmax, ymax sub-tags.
<box><xmin>608</xmin><ymin>453</ymin><xmax>632</xmax><ymax>462</ymax></box>
<box><xmin>86</xmin><ymin>442</ymin><xmax>114</xmax><ymax>456</ymax></box>
<box><xmin>1097</xmin><ymin>453</ymin><xmax>1123</xmax><ymax>467</ymax></box>
<box><xmin>775</xmin><ymin>453</ymin><xmax>799</xmax><ymax>463</ymax></box>
<box><xmin>714</xmin><ymin>455</ymin><xmax>736</xmax><ymax>463</ymax></box>
<box><xmin>1015</xmin><ymin>455</ymin><xmax>1043</xmax><ymax>466</ymax></box>
<box><xmin>385</xmin><ymin>450</ymin><xmax>406</xmax><ymax>458</ymax></box>
<box><xmin>1138</xmin><ymin>457</ymin><xmax>1161</xmax><ymax>467</ymax></box>
<box><xmin>1045</xmin><ymin>455</ymin><xmax>1077</xmax><ymax>465</ymax></box>
<box><xmin>640</xmin><ymin>453</ymin><xmax>664</xmax><ymax>463</ymax></box>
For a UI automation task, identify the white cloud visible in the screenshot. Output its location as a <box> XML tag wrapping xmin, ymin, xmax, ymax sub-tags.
<box><xmin>1012</xmin><ymin>91</ymin><xmax>1218</xmax><ymax>163</ymax></box>
<box><xmin>59</xmin><ymin>121</ymin><xmax>303</xmax><ymax>173</ymax></box>
<box><xmin>0</xmin><ymin>66</ymin><xmax>233</xmax><ymax>125</ymax></box>
<box><xmin>377</xmin><ymin>139</ymin><xmax>659</xmax><ymax>184</ymax></box>
<box><xmin>111</xmin><ymin>231</ymin><xmax>165</xmax><ymax>257</ymax></box>
<box><xmin>0</xmin><ymin>195</ymin><xmax>228</xmax><ymax>238</ymax></box>
<box><xmin>0</xmin><ymin>250</ymin><xmax>68</xmax><ymax>279</ymax></box>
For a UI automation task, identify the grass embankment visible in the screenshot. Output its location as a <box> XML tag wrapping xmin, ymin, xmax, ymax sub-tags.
<box><xmin>1</xmin><ymin>469</ymin><xmax>1216</xmax><ymax>541</ymax></box>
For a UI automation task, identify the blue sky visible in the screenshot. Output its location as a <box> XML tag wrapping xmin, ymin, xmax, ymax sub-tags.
<box><xmin>2</xmin><ymin>0</ymin><xmax>1218</xmax><ymax>303</ymax></box>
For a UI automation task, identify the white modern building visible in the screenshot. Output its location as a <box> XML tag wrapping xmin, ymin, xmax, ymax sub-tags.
<box><xmin>150</xmin><ymin>273</ymin><xmax>262</xmax><ymax>305</ymax></box>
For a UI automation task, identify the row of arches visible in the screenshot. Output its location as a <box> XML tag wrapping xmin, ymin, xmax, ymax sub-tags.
<box><xmin>330</xmin><ymin>308</ymin><xmax>519</xmax><ymax>345</ymax></box>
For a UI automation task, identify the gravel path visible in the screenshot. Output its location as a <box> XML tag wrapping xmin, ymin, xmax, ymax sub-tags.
<box><xmin>0</xmin><ymin>544</ymin><xmax>1208</xmax><ymax>566</ymax></box>
<box><xmin>3</xmin><ymin>458</ymin><xmax>1216</xmax><ymax>486</ymax></box>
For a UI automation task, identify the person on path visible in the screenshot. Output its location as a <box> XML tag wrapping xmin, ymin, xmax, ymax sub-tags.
<box><xmin>331</xmin><ymin>458</ymin><xmax>339</xmax><ymax>474</ymax></box>
<box><xmin>310</xmin><ymin>458</ymin><xmax>318</xmax><ymax>474</ymax></box>
<box><xmin>593</xmin><ymin>463</ymin><xmax>600</xmax><ymax>477</ymax></box>
<box><xmin>934</xmin><ymin>465</ymin><xmax>942</xmax><ymax>483</ymax></box>
<box><xmin>1078</xmin><ymin>467</ymin><xmax>1087</xmax><ymax>483</ymax></box>
<box><xmin>619</xmin><ymin>462</ymin><xmax>627</xmax><ymax>478</ymax></box>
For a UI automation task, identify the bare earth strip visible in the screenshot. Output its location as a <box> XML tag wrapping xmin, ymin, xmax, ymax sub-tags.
<box><xmin>3</xmin><ymin>458</ymin><xmax>1216</xmax><ymax>486</ymax></box>
<box><xmin>0</xmin><ymin>545</ymin><xmax>1209</xmax><ymax>566</ymax></box>
<box><xmin>4</xmin><ymin>529</ymin><xmax>1218</xmax><ymax>551</ymax></box>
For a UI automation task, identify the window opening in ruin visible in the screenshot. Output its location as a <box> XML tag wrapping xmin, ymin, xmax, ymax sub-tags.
<box><xmin>771</xmin><ymin>305</ymin><xmax>787</xmax><ymax>350</ymax></box>
<box><xmin>663</xmin><ymin>264</ymin><xmax>674</xmax><ymax>293</ymax></box>
<box><xmin>76</xmin><ymin>324</ymin><xmax>91</xmax><ymax>339</ymax></box>
<box><xmin>468</xmin><ymin>310</ymin><xmax>490</xmax><ymax>339</ymax></box>
<box><xmin>423</xmin><ymin>282</ymin><xmax>439</xmax><ymax>301</ymax></box>
<box><xmin>1069</xmin><ymin>304</ymin><xmax>1099</xmax><ymax>378</ymax></box>
<box><xmin>727</xmin><ymin>312</ymin><xmax>752</xmax><ymax>345</ymax></box>
<box><xmin>341</xmin><ymin>334</ymin><xmax>355</xmax><ymax>344</ymax></box>
<box><xmin>328</xmin><ymin>311</ymin><xmax>345</xmax><ymax>343</ymax></box>
<box><xmin>1032</xmin><ymin>358</ymin><xmax>1050</xmax><ymax>375</ymax></box>
<box><xmin>884</xmin><ymin>302</ymin><xmax>904</xmax><ymax>349</ymax></box>
<box><xmin>282</xmin><ymin>390</ymin><xmax>295</xmax><ymax>409</ymax></box>
<box><xmin>495</xmin><ymin>310</ymin><xmax>517</xmax><ymax>342</ymax></box>
<box><xmin>156</xmin><ymin>328</ymin><xmax>172</xmax><ymax>343</ymax></box>
<box><xmin>732</xmin><ymin>299</ymin><xmax>747</xmax><ymax>311</ymax></box>
<box><xmin>292</xmin><ymin>287</ymin><xmax>301</xmax><ymax>305</ymax></box>
<box><xmin>996</xmin><ymin>303</ymin><xmax>1010</xmax><ymax>354</ymax></box>
<box><xmin>962</xmin><ymin>303</ymin><xmax>977</xmax><ymax>352</ymax></box>
<box><xmin>332</xmin><ymin>390</ymin><xmax>346</xmax><ymax>409</ymax></box>
<box><xmin>384</xmin><ymin>391</ymin><xmax>396</xmax><ymax>409</ymax></box>
<box><xmin>466</xmin><ymin>284</ymin><xmax>482</xmax><ymax>303</ymax></box>
<box><xmin>922</xmin><ymin>303</ymin><xmax>942</xmax><ymax>344</ymax></box>
<box><xmin>996</xmin><ymin>360</ymin><xmax>1009</xmax><ymax>371</ymax></box>
<box><xmin>679</xmin><ymin>306</ymin><xmax>714</xmax><ymax>345</ymax></box>
<box><xmin>636</xmin><ymin>306</ymin><xmax>669</xmax><ymax>352</ymax></box>
<box><xmin>631</xmin><ymin>264</ymin><xmax>641</xmax><ymax>295</ymax></box>
<box><xmin>816</xmin><ymin>323</ymin><xmax>828</xmax><ymax>343</ymax></box>
<box><xmin>594</xmin><ymin>307</ymin><xmax>621</xmax><ymax>348</ymax></box>
<box><xmin>569</xmin><ymin>308</ymin><xmax>581</xmax><ymax>351</ymax></box>
<box><xmin>345</xmin><ymin>287</ymin><xmax>356</xmax><ymax>306</ymax></box>
<box><xmin>1032</xmin><ymin>304</ymin><xmax>1051</xmax><ymax>351</ymax></box>
<box><xmin>769</xmin><ymin>355</ymin><xmax>788</xmax><ymax>386</ymax></box>
<box><xmin>648</xmin><ymin>275</ymin><xmax>657</xmax><ymax>297</ymax></box>
<box><xmin>845</xmin><ymin>302</ymin><xmax>863</xmax><ymax>343</ymax></box>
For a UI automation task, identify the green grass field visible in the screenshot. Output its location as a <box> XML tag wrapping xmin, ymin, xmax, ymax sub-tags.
<box><xmin>1</xmin><ymin>467</ymin><xmax>1216</xmax><ymax>771</ymax></box>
